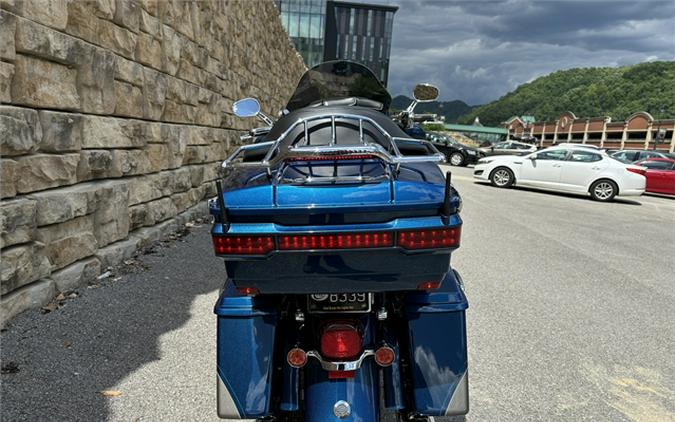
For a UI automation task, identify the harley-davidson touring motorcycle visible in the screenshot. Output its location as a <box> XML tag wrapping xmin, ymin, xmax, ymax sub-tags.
<box><xmin>209</xmin><ymin>61</ymin><xmax>468</xmax><ymax>421</ymax></box>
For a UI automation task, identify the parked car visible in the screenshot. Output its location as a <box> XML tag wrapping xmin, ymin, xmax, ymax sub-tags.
<box><xmin>512</xmin><ymin>134</ymin><xmax>539</xmax><ymax>144</ymax></box>
<box><xmin>427</xmin><ymin>132</ymin><xmax>485</xmax><ymax>166</ymax></box>
<box><xmin>479</xmin><ymin>140</ymin><xmax>537</xmax><ymax>156</ymax></box>
<box><xmin>611</xmin><ymin>149</ymin><xmax>675</xmax><ymax>163</ymax></box>
<box><xmin>634</xmin><ymin>158</ymin><xmax>675</xmax><ymax>195</ymax></box>
<box><xmin>473</xmin><ymin>146</ymin><xmax>646</xmax><ymax>201</ymax></box>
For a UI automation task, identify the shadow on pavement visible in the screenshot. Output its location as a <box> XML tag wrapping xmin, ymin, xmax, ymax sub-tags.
<box><xmin>0</xmin><ymin>225</ymin><xmax>222</xmax><ymax>421</ymax></box>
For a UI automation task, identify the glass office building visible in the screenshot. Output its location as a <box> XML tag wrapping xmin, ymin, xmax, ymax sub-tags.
<box><xmin>275</xmin><ymin>0</ymin><xmax>397</xmax><ymax>86</ymax></box>
<box><xmin>323</xmin><ymin>1</ymin><xmax>397</xmax><ymax>86</ymax></box>
<box><xmin>276</xmin><ymin>0</ymin><xmax>327</xmax><ymax>69</ymax></box>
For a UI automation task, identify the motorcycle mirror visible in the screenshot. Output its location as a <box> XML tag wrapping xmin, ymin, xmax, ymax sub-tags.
<box><xmin>413</xmin><ymin>83</ymin><xmax>439</xmax><ymax>102</ymax></box>
<box><xmin>233</xmin><ymin>98</ymin><xmax>261</xmax><ymax>118</ymax></box>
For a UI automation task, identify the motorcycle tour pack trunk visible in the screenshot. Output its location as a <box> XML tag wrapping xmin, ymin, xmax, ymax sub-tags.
<box><xmin>211</xmin><ymin>159</ymin><xmax>461</xmax><ymax>293</ymax></box>
<box><xmin>211</xmin><ymin>61</ymin><xmax>468</xmax><ymax>420</ymax></box>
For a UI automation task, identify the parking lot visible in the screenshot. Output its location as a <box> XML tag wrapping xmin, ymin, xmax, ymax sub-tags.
<box><xmin>2</xmin><ymin>165</ymin><xmax>674</xmax><ymax>421</ymax></box>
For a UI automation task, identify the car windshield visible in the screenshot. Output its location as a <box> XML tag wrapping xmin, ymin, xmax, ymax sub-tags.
<box><xmin>285</xmin><ymin>60</ymin><xmax>391</xmax><ymax>112</ymax></box>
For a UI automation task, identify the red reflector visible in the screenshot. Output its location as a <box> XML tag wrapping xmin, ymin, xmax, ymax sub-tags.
<box><xmin>374</xmin><ymin>346</ymin><xmax>395</xmax><ymax>367</ymax></box>
<box><xmin>320</xmin><ymin>323</ymin><xmax>362</xmax><ymax>360</ymax></box>
<box><xmin>287</xmin><ymin>348</ymin><xmax>307</xmax><ymax>368</ymax></box>
<box><xmin>398</xmin><ymin>227</ymin><xmax>461</xmax><ymax>250</ymax></box>
<box><xmin>212</xmin><ymin>235</ymin><xmax>274</xmax><ymax>255</ymax></box>
<box><xmin>286</xmin><ymin>154</ymin><xmax>378</xmax><ymax>162</ymax></box>
<box><xmin>328</xmin><ymin>370</ymin><xmax>355</xmax><ymax>379</ymax></box>
<box><xmin>236</xmin><ymin>286</ymin><xmax>260</xmax><ymax>296</ymax></box>
<box><xmin>417</xmin><ymin>280</ymin><xmax>442</xmax><ymax>290</ymax></box>
<box><xmin>236</xmin><ymin>287</ymin><xmax>260</xmax><ymax>296</ymax></box>
<box><xmin>279</xmin><ymin>232</ymin><xmax>393</xmax><ymax>250</ymax></box>
<box><xmin>627</xmin><ymin>167</ymin><xmax>647</xmax><ymax>176</ymax></box>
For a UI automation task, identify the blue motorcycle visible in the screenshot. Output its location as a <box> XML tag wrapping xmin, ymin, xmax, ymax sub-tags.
<box><xmin>210</xmin><ymin>61</ymin><xmax>468</xmax><ymax>422</ymax></box>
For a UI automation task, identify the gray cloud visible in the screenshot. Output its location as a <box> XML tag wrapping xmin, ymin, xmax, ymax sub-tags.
<box><xmin>375</xmin><ymin>0</ymin><xmax>675</xmax><ymax>104</ymax></box>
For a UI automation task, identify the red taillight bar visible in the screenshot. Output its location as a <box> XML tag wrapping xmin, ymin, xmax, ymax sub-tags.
<box><xmin>279</xmin><ymin>232</ymin><xmax>393</xmax><ymax>250</ymax></box>
<box><xmin>398</xmin><ymin>227</ymin><xmax>461</xmax><ymax>250</ymax></box>
<box><xmin>286</xmin><ymin>154</ymin><xmax>379</xmax><ymax>162</ymax></box>
<box><xmin>212</xmin><ymin>226</ymin><xmax>461</xmax><ymax>255</ymax></box>
<box><xmin>212</xmin><ymin>235</ymin><xmax>274</xmax><ymax>255</ymax></box>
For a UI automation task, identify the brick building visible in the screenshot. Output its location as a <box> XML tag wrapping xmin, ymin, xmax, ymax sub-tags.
<box><xmin>503</xmin><ymin>112</ymin><xmax>675</xmax><ymax>152</ymax></box>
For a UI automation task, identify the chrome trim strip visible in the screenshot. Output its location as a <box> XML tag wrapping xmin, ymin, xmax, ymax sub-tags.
<box><xmin>306</xmin><ymin>350</ymin><xmax>375</xmax><ymax>371</ymax></box>
<box><xmin>444</xmin><ymin>371</ymin><xmax>469</xmax><ymax>416</ymax></box>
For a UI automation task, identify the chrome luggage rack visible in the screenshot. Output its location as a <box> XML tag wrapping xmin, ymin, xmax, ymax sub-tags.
<box><xmin>221</xmin><ymin>113</ymin><xmax>446</xmax><ymax>177</ymax></box>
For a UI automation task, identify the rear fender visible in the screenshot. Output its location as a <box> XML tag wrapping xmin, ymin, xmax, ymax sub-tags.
<box><xmin>304</xmin><ymin>315</ymin><xmax>379</xmax><ymax>422</ymax></box>
<box><xmin>304</xmin><ymin>359</ymin><xmax>379</xmax><ymax>422</ymax></box>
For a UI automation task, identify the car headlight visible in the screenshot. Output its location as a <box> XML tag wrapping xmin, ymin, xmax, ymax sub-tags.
<box><xmin>478</xmin><ymin>158</ymin><xmax>493</xmax><ymax>164</ymax></box>
<box><xmin>466</xmin><ymin>150</ymin><xmax>476</xmax><ymax>155</ymax></box>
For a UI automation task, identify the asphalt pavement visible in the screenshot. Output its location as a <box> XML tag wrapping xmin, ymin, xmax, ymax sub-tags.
<box><xmin>1</xmin><ymin>165</ymin><xmax>674</xmax><ymax>421</ymax></box>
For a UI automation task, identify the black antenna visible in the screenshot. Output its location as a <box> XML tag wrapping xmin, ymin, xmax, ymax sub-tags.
<box><xmin>441</xmin><ymin>171</ymin><xmax>452</xmax><ymax>225</ymax></box>
<box><xmin>215</xmin><ymin>179</ymin><xmax>229</xmax><ymax>231</ymax></box>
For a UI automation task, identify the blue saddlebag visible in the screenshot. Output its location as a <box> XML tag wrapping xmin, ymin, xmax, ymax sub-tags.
<box><xmin>214</xmin><ymin>282</ymin><xmax>276</xmax><ymax>419</ymax></box>
<box><xmin>405</xmin><ymin>270</ymin><xmax>469</xmax><ymax>416</ymax></box>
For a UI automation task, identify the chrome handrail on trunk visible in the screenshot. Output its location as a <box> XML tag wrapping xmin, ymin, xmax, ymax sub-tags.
<box><xmin>221</xmin><ymin>112</ymin><xmax>446</xmax><ymax>174</ymax></box>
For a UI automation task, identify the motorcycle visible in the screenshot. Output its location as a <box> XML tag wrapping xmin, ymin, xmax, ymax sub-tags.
<box><xmin>209</xmin><ymin>61</ymin><xmax>468</xmax><ymax>422</ymax></box>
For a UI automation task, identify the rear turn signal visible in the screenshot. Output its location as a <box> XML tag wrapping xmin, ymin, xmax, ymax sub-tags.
<box><xmin>398</xmin><ymin>227</ymin><xmax>461</xmax><ymax>250</ymax></box>
<box><xmin>212</xmin><ymin>235</ymin><xmax>274</xmax><ymax>255</ymax></box>
<box><xmin>287</xmin><ymin>348</ymin><xmax>307</xmax><ymax>368</ymax></box>
<box><xmin>374</xmin><ymin>346</ymin><xmax>395</xmax><ymax>367</ymax></box>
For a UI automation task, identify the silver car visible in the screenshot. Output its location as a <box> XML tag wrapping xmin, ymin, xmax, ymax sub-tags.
<box><xmin>479</xmin><ymin>141</ymin><xmax>537</xmax><ymax>156</ymax></box>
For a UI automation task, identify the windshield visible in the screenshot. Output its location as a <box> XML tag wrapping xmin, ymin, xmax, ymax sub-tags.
<box><xmin>286</xmin><ymin>60</ymin><xmax>392</xmax><ymax>112</ymax></box>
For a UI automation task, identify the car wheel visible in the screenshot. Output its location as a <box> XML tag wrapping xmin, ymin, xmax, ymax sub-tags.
<box><xmin>449</xmin><ymin>152</ymin><xmax>465</xmax><ymax>166</ymax></box>
<box><xmin>489</xmin><ymin>167</ymin><xmax>514</xmax><ymax>188</ymax></box>
<box><xmin>589</xmin><ymin>179</ymin><xmax>618</xmax><ymax>202</ymax></box>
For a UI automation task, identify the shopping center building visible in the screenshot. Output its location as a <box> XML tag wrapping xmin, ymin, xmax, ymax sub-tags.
<box><xmin>504</xmin><ymin>112</ymin><xmax>675</xmax><ymax>152</ymax></box>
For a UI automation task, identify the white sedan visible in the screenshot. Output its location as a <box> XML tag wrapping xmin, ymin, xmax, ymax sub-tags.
<box><xmin>473</xmin><ymin>146</ymin><xmax>646</xmax><ymax>201</ymax></box>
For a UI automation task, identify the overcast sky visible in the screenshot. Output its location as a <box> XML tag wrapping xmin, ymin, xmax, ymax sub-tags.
<box><xmin>372</xmin><ymin>0</ymin><xmax>675</xmax><ymax>105</ymax></box>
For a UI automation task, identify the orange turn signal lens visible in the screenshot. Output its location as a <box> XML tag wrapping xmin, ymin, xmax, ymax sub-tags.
<box><xmin>287</xmin><ymin>348</ymin><xmax>307</xmax><ymax>368</ymax></box>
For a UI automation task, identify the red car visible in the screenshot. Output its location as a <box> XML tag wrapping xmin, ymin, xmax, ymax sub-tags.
<box><xmin>635</xmin><ymin>158</ymin><xmax>675</xmax><ymax>195</ymax></box>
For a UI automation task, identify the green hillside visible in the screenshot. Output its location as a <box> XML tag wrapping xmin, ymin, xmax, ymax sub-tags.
<box><xmin>457</xmin><ymin>61</ymin><xmax>675</xmax><ymax>126</ymax></box>
<box><xmin>391</xmin><ymin>96</ymin><xmax>474</xmax><ymax>123</ymax></box>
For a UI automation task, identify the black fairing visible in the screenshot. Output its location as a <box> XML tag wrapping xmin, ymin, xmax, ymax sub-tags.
<box><xmin>286</xmin><ymin>60</ymin><xmax>392</xmax><ymax>112</ymax></box>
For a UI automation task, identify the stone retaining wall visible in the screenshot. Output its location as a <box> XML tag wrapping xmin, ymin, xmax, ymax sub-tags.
<box><xmin>0</xmin><ymin>0</ymin><xmax>306</xmax><ymax>325</ymax></box>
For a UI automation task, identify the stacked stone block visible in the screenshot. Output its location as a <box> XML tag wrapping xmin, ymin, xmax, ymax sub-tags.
<box><xmin>0</xmin><ymin>0</ymin><xmax>306</xmax><ymax>325</ymax></box>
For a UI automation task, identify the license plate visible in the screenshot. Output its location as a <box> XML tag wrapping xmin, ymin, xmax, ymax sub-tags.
<box><xmin>307</xmin><ymin>293</ymin><xmax>372</xmax><ymax>313</ymax></box>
